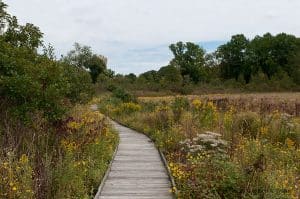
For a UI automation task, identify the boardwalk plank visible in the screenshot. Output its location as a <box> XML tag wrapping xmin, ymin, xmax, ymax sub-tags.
<box><xmin>95</xmin><ymin>121</ymin><xmax>173</xmax><ymax>199</ymax></box>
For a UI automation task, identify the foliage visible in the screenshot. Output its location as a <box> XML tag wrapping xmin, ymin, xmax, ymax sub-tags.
<box><xmin>112</xmin><ymin>87</ymin><xmax>136</xmax><ymax>102</ymax></box>
<box><xmin>0</xmin><ymin>5</ymin><xmax>94</xmax><ymax>121</ymax></box>
<box><xmin>0</xmin><ymin>153</ymin><xmax>34</xmax><ymax>199</ymax></box>
<box><xmin>0</xmin><ymin>1</ymin><xmax>8</xmax><ymax>32</ymax></box>
<box><xmin>98</xmin><ymin>95</ymin><xmax>300</xmax><ymax>199</ymax></box>
<box><xmin>52</xmin><ymin>105</ymin><xmax>118</xmax><ymax>198</ymax></box>
<box><xmin>233</xmin><ymin>112</ymin><xmax>260</xmax><ymax>139</ymax></box>
<box><xmin>0</xmin><ymin>3</ymin><xmax>116</xmax><ymax>198</ymax></box>
<box><xmin>100</xmin><ymin>33</ymin><xmax>300</xmax><ymax>95</ymax></box>
<box><xmin>169</xmin><ymin>41</ymin><xmax>207</xmax><ymax>83</ymax></box>
<box><xmin>113</xmin><ymin>102</ymin><xmax>141</xmax><ymax>115</ymax></box>
<box><xmin>0</xmin><ymin>103</ymin><xmax>118</xmax><ymax>199</ymax></box>
<box><xmin>157</xmin><ymin>65</ymin><xmax>183</xmax><ymax>91</ymax></box>
<box><xmin>217</xmin><ymin>34</ymin><xmax>250</xmax><ymax>82</ymax></box>
<box><xmin>217</xmin><ymin>33</ymin><xmax>299</xmax><ymax>84</ymax></box>
<box><xmin>171</xmin><ymin>97</ymin><xmax>189</xmax><ymax>122</ymax></box>
<box><xmin>63</xmin><ymin>43</ymin><xmax>107</xmax><ymax>83</ymax></box>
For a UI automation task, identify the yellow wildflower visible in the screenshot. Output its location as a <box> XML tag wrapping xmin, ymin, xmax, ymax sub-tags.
<box><xmin>260</xmin><ymin>126</ymin><xmax>268</xmax><ymax>135</ymax></box>
<box><xmin>20</xmin><ymin>154</ymin><xmax>29</xmax><ymax>164</ymax></box>
<box><xmin>192</xmin><ymin>99</ymin><xmax>202</xmax><ymax>109</ymax></box>
<box><xmin>67</xmin><ymin>121</ymin><xmax>82</xmax><ymax>130</ymax></box>
<box><xmin>285</xmin><ymin>138</ymin><xmax>294</xmax><ymax>148</ymax></box>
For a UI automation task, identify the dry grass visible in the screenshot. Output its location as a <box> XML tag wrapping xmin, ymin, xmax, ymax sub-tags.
<box><xmin>139</xmin><ymin>92</ymin><xmax>300</xmax><ymax>116</ymax></box>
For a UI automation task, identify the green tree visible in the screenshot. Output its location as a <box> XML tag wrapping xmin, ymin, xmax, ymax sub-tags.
<box><xmin>105</xmin><ymin>69</ymin><xmax>115</xmax><ymax>78</ymax></box>
<box><xmin>0</xmin><ymin>1</ymin><xmax>8</xmax><ymax>33</ymax></box>
<box><xmin>4</xmin><ymin>15</ymin><xmax>43</xmax><ymax>50</ymax></box>
<box><xmin>272</xmin><ymin>33</ymin><xmax>298</xmax><ymax>76</ymax></box>
<box><xmin>289</xmin><ymin>38</ymin><xmax>300</xmax><ymax>84</ymax></box>
<box><xmin>63</xmin><ymin>43</ymin><xmax>106</xmax><ymax>83</ymax></box>
<box><xmin>169</xmin><ymin>42</ymin><xmax>206</xmax><ymax>83</ymax></box>
<box><xmin>217</xmin><ymin>34</ymin><xmax>249</xmax><ymax>82</ymax></box>
<box><xmin>63</xmin><ymin>43</ymin><xmax>93</xmax><ymax>68</ymax></box>
<box><xmin>250</xmin><ymin>33</ymin><xmax>298</xmax><ymax>80</ymax></box>
<box><xmin>139</xmin><ymin>70</ymin><xmax>158</xmax><ymax>82</ymax></box>
<box><xmin>0</xmin><ymin>6</ymin><xmax>93</xmax><ymax>121</ymax></box>
<box><xmin>157</xmin><ymin>65</ymin><xmax>183</xmax><ymax>89</ymax></box>
<box><xmin>125</xmin><ymin>73</ymin><xmax>137</xmax><ymax>83</ymax></box>
<box><xmin>87</xmin><ymin>55</ymin><xmax>106</xmax><ymax>83</ymax></box>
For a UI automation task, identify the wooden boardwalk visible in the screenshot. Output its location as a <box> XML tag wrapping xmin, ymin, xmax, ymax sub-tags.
<box><xmin>95</xmin><ymin>121</ymin><xmax>173</xmax><ymax>199</ymax></box>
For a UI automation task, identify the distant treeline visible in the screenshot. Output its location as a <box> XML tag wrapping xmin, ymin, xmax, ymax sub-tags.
<box><xmin>100</xmin><ymin>33</ymin><xmax>300</xmax><ymax>93</ymax></box>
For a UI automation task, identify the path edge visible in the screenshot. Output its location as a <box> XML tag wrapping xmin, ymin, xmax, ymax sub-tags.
<box><xmin>109</xmin><ymin>118</ymin><xmax>178</xmax><ymax>199</ymax></box>
<box><xmin>94</xmin><ymin>120</ymin><xmax>119</xmax><ymax>199</ymax></box>
<box><xmin>158</xmin><ymin>148</ymin><xmax>179</xmax><ymax>198</ymax></box>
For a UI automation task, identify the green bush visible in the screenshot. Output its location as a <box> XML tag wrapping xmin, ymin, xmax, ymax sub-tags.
<box><xmin>171</xmin><ymin>97</ymin><xmax>189</xmax><ymax>122</ymax></box>
<box><xmin>112</xmin><ymin>87</ymin><xmax>136</xmax><ymax>102</ymax></box>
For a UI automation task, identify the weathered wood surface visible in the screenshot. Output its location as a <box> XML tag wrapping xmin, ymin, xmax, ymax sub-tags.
<box><xmin>95</xmin><ymin>121</ymin><xmax>173</xmax><ymax>199</ymax></box>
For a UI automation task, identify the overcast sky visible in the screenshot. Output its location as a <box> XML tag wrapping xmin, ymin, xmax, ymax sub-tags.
<box><xmin>5</xmin><ymin>0</ymin><xmax>300</xmax><ymax>74</ymax></box>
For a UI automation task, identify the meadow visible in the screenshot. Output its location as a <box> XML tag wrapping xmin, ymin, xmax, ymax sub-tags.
<box><xmin>139</xmin><ymin>92</ymin><xmax>300</xmax><ymax>116</ymax></box>
<box><xmin>0</xmin><ymin>100</ymin><xmax>118</xmax><ymax>199</ymax></box>
<box><xmin>99</xmin><ymin>93</ymin><xmax>300</xmax><ymax>199</ymax></box>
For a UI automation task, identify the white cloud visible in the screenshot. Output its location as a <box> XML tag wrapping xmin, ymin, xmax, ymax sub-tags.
<box><xmin>4</xmin><ymin>0</ymin><xmax>300</xmax><ymax>74</ymax></box>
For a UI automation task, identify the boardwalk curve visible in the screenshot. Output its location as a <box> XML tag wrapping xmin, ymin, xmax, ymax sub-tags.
<box><xmin>95</xmin><ymin>120</ymin><xmax>173</xmax><ymax>199</ymax></box>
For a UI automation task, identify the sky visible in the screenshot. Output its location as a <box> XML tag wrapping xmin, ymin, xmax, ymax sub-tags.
<box><xmin>5</xmin><ymin>0</ymin><xmax>300</xmax><ymax>74</ymax></box>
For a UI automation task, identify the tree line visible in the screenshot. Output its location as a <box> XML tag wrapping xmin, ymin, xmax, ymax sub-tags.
<box><xmin>104</xmin><ymin>33</ymin><xmax>300</xmax><ymax>93</ymax></box>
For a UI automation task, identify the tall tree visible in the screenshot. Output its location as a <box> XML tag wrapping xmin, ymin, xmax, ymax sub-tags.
<box><xmin>63</xmin><ymin>43</ymin><xmax>93</xmax><ymax>69</ymax></box>
<box><xmin>0</xmin><ymin>1</ymin><xmax>8</xmax><ymax>33</ymax></box>
<box><xmin>169</xmin><ymin>42</ymin><xmax>206</xmax><ymax>83</ymax></box>
<box><xmin>250</xmin><ymin>33</ymin><xmax>298</xmax><ymax>79</ymax></box>
<box><xmin>217</xmin><ymin>34</ymin><xmax>249</xmax><ymax>82</ymax></box>
<box><xmin>157</xmin><ymin>65</ymin><xmax>183</xmax><ymax>88</ymax></box>
<box><xmin>87</xmin><ymin>54</ymin><xmax>106</xmax><ymax>83</ymax></box>
<box><xmin>63</xmin><ymin>43</ymin><xmax>107</xmax><ymax>83</ymax></box>
<box><xmin>3</xmin><ymin>14</ymin><xmax>43</xmax><ymax>50</ymax></box>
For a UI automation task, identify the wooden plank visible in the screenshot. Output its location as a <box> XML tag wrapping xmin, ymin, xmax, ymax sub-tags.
<box><xmin>104</xmin><ymin>178</ymin><xmax>171</xmax><ymax>185</ymax></box>
<box><xmin>99</xmin><ymin>196</ymin><xmax>172</xmax><ymax>199</ymax></box>
<box><xmin>95</xmin><ymin>121</ymin><xmax>173</xmax><ymax>199</ymax></box>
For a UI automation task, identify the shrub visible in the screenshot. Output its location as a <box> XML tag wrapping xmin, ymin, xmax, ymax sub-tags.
<box><xmin>192</xmin><ymin>101</ymin><xmax>219</xmax><ymax>129</ymax></box>
<box><xmin>114</xmin><ymin>102</ymin><xmax>141</xmax><ymax>115</ymax></box>
<box><xmin>234</xmin><ymin>112</ymin><xmax>260</xmax><ymax>139</ymax></box>
<box><xmin>0</xmin><ymin>153</ymin><xmax>34</xmax><ymax>199</ymax></box>
<box><xmin>171</xmin><ymin>97</ymin><xmax>189</xmax><ymax>122</ymax></box>
<box><xmin>112</xmin><ymin>87</ymin><xmax>136</xmax><ymax>102</ymax></box>
<box><xmin>106</xmin><ymin>84</ymin><xmax>117</xmax><ymax>92</ymax></box>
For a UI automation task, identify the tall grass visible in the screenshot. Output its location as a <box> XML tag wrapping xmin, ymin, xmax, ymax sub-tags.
<box><xmin>99</xmin><ymin>95</ymin><xmax>300</xmax><ymax>199</ymax></box>
<box><xmin>0</xmin><ymin>101</ymin><xmax>118</xmax><ymax>199</ymax></box>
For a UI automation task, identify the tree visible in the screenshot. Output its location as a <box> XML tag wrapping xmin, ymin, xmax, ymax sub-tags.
<box><xmin>63</xmin><ymin>43</ymin><xmax>93</xmax><ymax>68</ymax></box>
<box><xmin>86</xmin><ymin>55</ymin><xmax>106</xmax><ymax>83</ymax></box>
<box><xmin>289</xmin><ymin>38</ymin><xmax>300</xmax><ymax>84</ymax></box>
<box><xmin>249</xmin><ymin>33</ymin><xmax>298</xmax><ymax>80</ymax></box>
<box><xmin>157</xmin><ymin>65</ymin><xmax>183</xmax><ymax>89</ymax></box>
<box><xmin>0</xmin><ymin>1</ymin><xmax>8</xmax><ymax>33</ymax></box>
<box><xmin>272</xmin><ymin>33</ymin><xmax>298</xmax><ymax>76</ymax></box>
<box><xmin>125</xmin><ymin>73</ymin><xmax>137</xmax><ymax>83</ymax></box>
<box><xmin>3</xmin><ymin>14</ymin><xmax>43</xmax><ymax>50</ymax></box>
<box><xmin>169</xmin><ymin>42</ymin><xmax>206</xmax><ymax>83</ymax></box>
<box><xmin>139</xmin><ymin>70</ymin><xmax>158</xmax><ymax>82</ymax></box>
<box><xmin>217</xmin><ymin>34</ymin><xmax>249</xmax><ymax>82</ymax></box>
<box><xmin>63</xmin><ymin>43</ymin><xmax>107</xmax><ymax>83</ymax></box>
<box><xmin>105</xmin><ymin>69</ymin><xmax>115</xmax><ymax>78</ymax></box>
